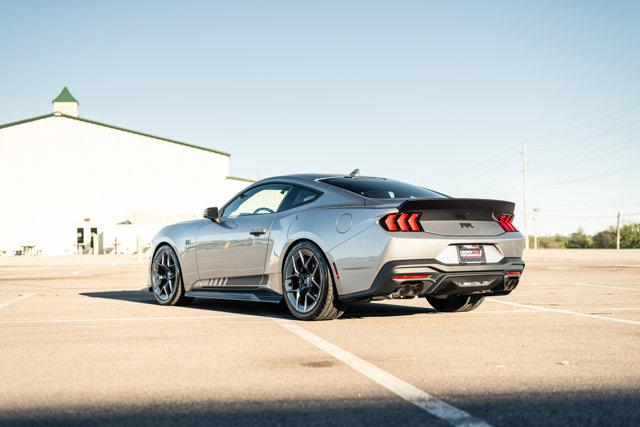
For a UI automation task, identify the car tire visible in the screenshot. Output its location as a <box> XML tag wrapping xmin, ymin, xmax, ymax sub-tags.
<box><xmin>425</xmin><ymin>294</ymin><xmax>484</xmax><ymax>312</ymax></box>
<box><xmin>283</xmin><ymin>241</ymin><xmax>345</xmax><ymax>321</ymax></box>
<box><xmin>151</xmin><ymin>245</ymin><xmax>193</xmax><ymax>306</ymax></box>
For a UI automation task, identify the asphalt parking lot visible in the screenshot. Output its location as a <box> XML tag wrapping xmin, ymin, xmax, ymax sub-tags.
<box><xmin>1</xmin><ymin>250</ymin><xmax>639</xmax><ymax>426</ymax></box>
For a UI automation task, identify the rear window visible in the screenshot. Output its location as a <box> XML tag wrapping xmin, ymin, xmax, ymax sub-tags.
<box><xmin>321</xmin><ymin>177</ymin><xmax>447</xmax><ymax>199</ymax></box>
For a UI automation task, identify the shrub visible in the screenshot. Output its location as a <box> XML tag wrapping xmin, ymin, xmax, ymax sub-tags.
<box><xmin>538</xmin><ymin>234</ymin><xmax>569</xmax><ymax>249</ymax></box>
<box><xmin>592</xmin><ymin>227</ymin><xmax>617</xmax><ymax>249</ymax></box>
<box><xmin>620</xmin><ymin>223</ymin><xmax>640</xmax><ymax>249</ymax></box>
<box><xmin>565</xmin><ymin>227</ymin><xmax>592</xmax><ymax>248</ymax></box>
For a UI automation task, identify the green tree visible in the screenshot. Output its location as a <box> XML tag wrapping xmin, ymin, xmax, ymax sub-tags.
<box><xmin>620</xmin><ymin>223</ymin><xmax>640</xmax><ymax>248</ymax></box>
<box><xmin>538</xmin><ymin>234</ymin><xmax>569</xmax><ymax>249</ymax></box>
<box><xmin>565</xmin><ymin>227</ymin><xmax>592</xmax><ymax>248</ymax></box>
<box><xmin>592</xmin><ymin>227</ymin><xmax>617</xmax><ymax>249</ymax></box>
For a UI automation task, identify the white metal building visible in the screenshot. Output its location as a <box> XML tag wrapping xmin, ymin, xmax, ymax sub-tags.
<box><xmin>0</xmin><ymin>87</ymin><xmax>252</xmax><ymax>255</ymax></box>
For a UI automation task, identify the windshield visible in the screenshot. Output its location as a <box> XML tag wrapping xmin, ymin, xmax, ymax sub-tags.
<box><xmin>321</xmin><ymin>177</ymin><xmax>448</xmax><ymax>199</ymax></box>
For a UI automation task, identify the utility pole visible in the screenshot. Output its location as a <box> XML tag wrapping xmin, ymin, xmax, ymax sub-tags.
<box><xmin>533</xmin><ymin>208</ymin><xmax>540</xmax><ymax>250</ymax></box>
<box><xmin>616</xmin><ymin>211</ymin><xmax>621</xmax><ymax>250</ymax></box>
<box><xmin>522</xmin><ymin>141</ymin><xmax>529</xmax><ymax>249</ymax></box>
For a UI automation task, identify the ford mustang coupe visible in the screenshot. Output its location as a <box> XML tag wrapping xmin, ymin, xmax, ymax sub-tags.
<box><xmin>148</xmin><ymin>171</ymin><xmax>525</xmax><ymax>320</ymax></box>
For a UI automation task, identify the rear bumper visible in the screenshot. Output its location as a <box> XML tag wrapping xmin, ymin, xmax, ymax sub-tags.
<box><xmin>338</xmin><ymin>257</ymin><xmax>525</xmax><ymax>302</ymax></box>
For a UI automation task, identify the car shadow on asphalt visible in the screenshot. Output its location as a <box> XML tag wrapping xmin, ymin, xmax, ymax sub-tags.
<box><xmin>4</xmin><ymin>391</ymin><xmax>640</xmax><ymax>426</ymax></box>
<box><xmin>80</xmin><ymin>290</ymin><xmax>435</xmax><ymax>319</ymax></box>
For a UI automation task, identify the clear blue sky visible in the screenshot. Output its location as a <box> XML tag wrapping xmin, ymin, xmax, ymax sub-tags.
<box><xmin>1</xmin><ymin>0</ymin><xmax>639</xmax><ymax>235</ymax></box>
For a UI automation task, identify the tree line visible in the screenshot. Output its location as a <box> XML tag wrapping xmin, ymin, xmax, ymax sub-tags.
<box><xmin>532</xmin><ymin>223</ymin><xmax>640</xmax><ymax>249</ymax></box>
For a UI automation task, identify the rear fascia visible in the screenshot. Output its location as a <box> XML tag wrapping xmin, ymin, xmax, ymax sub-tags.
<box><xmin>339</xmin><ymin>257</ymin><xmax>525</xmax><ymax>302</ymax></box>
<box><xmin>328</xmin><ymin>212</ymin><xmax>525</xmax><ymax>297</ymax></box>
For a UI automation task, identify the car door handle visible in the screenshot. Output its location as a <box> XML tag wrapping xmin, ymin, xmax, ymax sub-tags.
<box><xmin>249</xmin><ymin>228</ymin><xmax>267</xmax><ymax>236</ymax></box>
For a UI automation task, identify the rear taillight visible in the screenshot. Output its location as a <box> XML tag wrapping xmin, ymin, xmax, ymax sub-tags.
<box><xmin>392</xmin><ymin>273</ymin><xmax>431</xmax><ymax>280</ymax></box>
<box><xmin>380</xmin><ymin>212</ymin><xmax>422</xmax><ymax>232</ymax></box>
<box><xmin>498</xmin><ymin>214</ymin><xmax>518</xmax><ymax>232</ymax></box>
<box><xmin>384</xmin><ymin>214</ymin><xmax>399</xmax><ymax>231</ymax></box>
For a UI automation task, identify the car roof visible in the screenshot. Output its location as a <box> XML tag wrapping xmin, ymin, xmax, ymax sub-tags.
<box><xmin>229</xmin><ymin>173</ymin><xmax>370</xmax><ymax>208</ymax></box>
<box><xmin>266</xmin><ymin>173</ymin><xmax>344</xmax><ymax>181</ymax></box>
<box><xmin>265</xmin><ymin>173</ymin><xmax>393</xmax><ymax>182</ymax></box>
<box><xmin>232</xmin><ymin>173</ymin><xmax>449</xmax><ymax>208</ymax></box>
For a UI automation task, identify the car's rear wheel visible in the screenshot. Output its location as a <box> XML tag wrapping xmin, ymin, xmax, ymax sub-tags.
<box><xmin>283</xmin><ymin>241</ymin><xmax>345</xmax><ymax>320</ymax></box>
<box><xmin>151</xmin><ymin>245</ymin><xmax>192</xmax><ymax>306</ymax></box>
<box><xmin>425</xmin><ymin>294</ymin><xmax>484</xmax><ymax>312</ymax></box>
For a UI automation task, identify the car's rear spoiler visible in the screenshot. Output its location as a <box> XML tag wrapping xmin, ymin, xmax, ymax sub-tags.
<box><xmin>397</xmin><ymin>198</ymin><xmax>515</xmax><ymax>221</ymax></box>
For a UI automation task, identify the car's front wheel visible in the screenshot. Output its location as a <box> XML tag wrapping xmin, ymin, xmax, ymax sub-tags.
<box><xmin>151</xmin><ymin>245</ymin><xmax>192</xmax><ymax>306</ymax></box>
<box><xmin>425</xmin><ymin>294</ymin><xmax>484</xmax><ymax>312</ymax></box>
<box><xmin>283</xmin><ymin>241</ymin><xmax>345</xmax><ymax>320</ymax></box>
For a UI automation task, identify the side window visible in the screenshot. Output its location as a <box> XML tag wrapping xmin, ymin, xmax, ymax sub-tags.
<box><xmin>223</xmin><ymin>184</ymin><xmax>292</xmax><ymax>218</ymax></box>
<box><xmin>279</xmin><ymin>186</ymin><xmax>321</xmax><ymax>212</ymax></box>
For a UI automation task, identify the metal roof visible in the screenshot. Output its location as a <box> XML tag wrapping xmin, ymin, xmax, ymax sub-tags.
<box><xmin>52</xmin><ymin>87</ymin><xmax>78</xmax><ymax>103</ymax></box>
<box><xmin>0</xmin><ymin>112</ymin><xmax>232</xmax><ymax>157</ymax></box>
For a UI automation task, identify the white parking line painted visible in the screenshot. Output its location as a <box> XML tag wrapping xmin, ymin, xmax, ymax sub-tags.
<box><xmin>0</xmin><ymin>314</ymin><xmax>252</xmax><ymax>325</ymax></box>
<box><xmin>274</xmin><ymin>318</ymin><xmax>491</xmax><ymax>427</ymax></box>
<box><xmin>488</xmin><ymin>299</ymin><xmax>640</xmax><ymax>326</ymax></box>
<box><xmin>0</xmin><ymin>293</ymin><xmax>35</xmax><ymax>310</ymax></box>
<box><xmin>572</xmin><ymin>283</ymin><xmax>640</xmax><ymax>291</ymax></box>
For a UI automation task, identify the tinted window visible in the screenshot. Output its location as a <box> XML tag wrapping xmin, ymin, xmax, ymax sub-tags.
<box><xmin>321</xmin><ymin>177</ymin><xmax>447</xmax><ymax>199</ymax></box>
<box><xmin>223</xmin><ymin>184</ymin><xmax>292</xmax><ymax>218</ymax></box>
<box><xmin>279</xmin><ymin>186</ymin><xmax>321</xmax><ymax>211</ymax></box>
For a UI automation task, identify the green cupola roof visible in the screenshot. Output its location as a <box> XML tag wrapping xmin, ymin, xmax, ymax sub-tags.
<box><xmin>52</xmin><ymin>86</ymin><xmax>78</xmax><ymax>103</ymax></box>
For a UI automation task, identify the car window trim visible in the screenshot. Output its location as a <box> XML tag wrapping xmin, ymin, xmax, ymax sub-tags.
<box><xmin>221</xmin><ymin>183</ymin><xmax>293</xmax><ymax>219</ymax></box>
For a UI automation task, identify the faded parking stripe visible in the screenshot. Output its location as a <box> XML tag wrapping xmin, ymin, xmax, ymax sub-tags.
<box><xmin>0</xmin><ymin>293</ymin><xmax>35</xmax><ymax>309</ymax></box>
<box><xmin>571</xmin><ymin>283</ymin><xmax>640</xmax><ymax>291</ymax></box>
<box><xmin>275</xmin><ymin>318</ymin><xmax>491</xmax><ymax>427</ymax></box>
<box><xmin>488</xmin><ymin>299</ymin><xmax>640</xmax><ymax>326</ymax></box>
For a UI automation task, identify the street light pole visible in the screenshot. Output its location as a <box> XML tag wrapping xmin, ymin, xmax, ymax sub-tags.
<box><xmin>522</xmin><ymin>141</ymin><xmax>529</xmax><ymax>249</ymax></box>
<box><xmin>616</xmin><ymin>212</ymin><xmax>621</xmax><ymax>250</ymax></box>
<box><xmin>533</xmin><ymin>208</ymin><xmax>540</xmax><ymax>250</ymax></box>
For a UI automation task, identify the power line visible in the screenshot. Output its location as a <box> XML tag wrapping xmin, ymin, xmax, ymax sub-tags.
<box><xmin>539</xmin><ymin>212</ymin><xmax>640</xmax><ymax>220</ymax></box>
<box><xmin>562</xmin><ymin>135</ymin><xmax>639</xmax><ymax>157</ymax></box>
<box><xmin>534</xmin><ymin>141</ymin><xmax>640</xmax><ymax>171</ymax></box>
<box><xmin>531</xmin><ymin>135</ymin><xmax>640</xmax><ymax>164</ymax></box>
<box><xmin>525</xmin><ymin>102</ymin><xmax>640</xmax><ymax>142</ymax></box>
<box><xmin>529</xmin><ymin>118</ymin><xmax>640</xmax><ymax>153</ymax></box>
<box><xmin>535</xmin><ymin>163</ymin><xmax>640</xmax><ymax>186</ymax></box>
<box><xmin>429</xmin><ymin>151</ymin><xmax>520</xmax><ymax>188</ymax></box>
<box><xmin>536</xmin><ymin>193</ymin><xmax>640</xmax><ymax>208</ymax></box>
<box><xmin>540</xmin><ymin>200</ymin><xmax>640</xmax><ymax>212</ymax></box>
<box><xmin>522</xmin><ymin>105</ymin><xmax>640</xmax><ymax>233</ymax></box>
<box><xmin>562</xmin><ymin>144</ymin><xmax>640</xmax><ymax>166</ymax></box>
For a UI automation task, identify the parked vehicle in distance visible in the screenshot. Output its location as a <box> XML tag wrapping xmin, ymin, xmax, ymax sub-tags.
<box><xmin>148</xmin><ymin>171</ymin><xmax>525</xmax><ymax>320</ymax></box>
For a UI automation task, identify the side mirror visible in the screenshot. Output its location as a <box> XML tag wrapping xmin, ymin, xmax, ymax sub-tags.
<box><xmin>203</xmin><ymin>207</ymin><xmax>219</xmax><ymax>222</ymax></box>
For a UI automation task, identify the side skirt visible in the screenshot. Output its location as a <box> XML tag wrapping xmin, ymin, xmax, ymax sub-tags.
<box><xmin>184</xmin><ymin>289</ymin><xmax>283</xmax><ymax>304</ymax></box>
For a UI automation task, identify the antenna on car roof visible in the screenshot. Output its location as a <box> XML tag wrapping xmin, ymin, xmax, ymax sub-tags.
<box><xmin>349</xmin><ymin>168</ymin><xmax>360</xmax><ymax>177</ymax></box>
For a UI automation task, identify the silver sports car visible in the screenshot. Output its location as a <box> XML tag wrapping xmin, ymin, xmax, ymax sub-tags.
<box><xmin>148</xmin><ymin>171</ymin><xmax>525</xmax><ymax>320</ymax></box>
